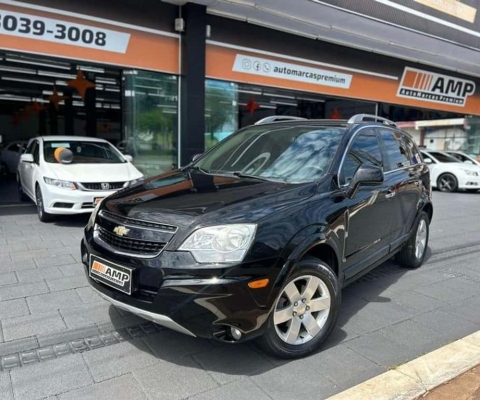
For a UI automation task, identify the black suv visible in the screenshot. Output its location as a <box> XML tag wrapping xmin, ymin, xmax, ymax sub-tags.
<box><xmin>82</xmin><ymin>114</ymin><xmax>432</xmax><ymax>358</ymax></box>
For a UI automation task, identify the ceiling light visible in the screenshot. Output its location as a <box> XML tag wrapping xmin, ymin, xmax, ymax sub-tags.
<box><xmin>38</xmin><ymin>71</ymin><xmax>76</xmax><ymax>79</ymax></box>
<box><xmin>77</xmin><ymin>66</ymin><xmax>105</xmax><ymax>73</ymax></box>
<box><xmin>0</xmin><ymin>66</ymin><xmax>36</xmax><ymax>75</ymax></box>
<box><xmin>270</xmin><ymin>100</ymin><xmax>297</xmax><ymax>106</ymax></box>
<box><xmin>5</xmin><ymin>57</ymin><xmax>71</xmax><ymax>70</ymax></box>
<box><xmin>2</xmin><ymin>77</ymin><xmax>51</xmax><ymax>85</ymax></box>
<box><xmin>264</xmin><ymin>93</ymin><xmax>296</xmax><ymax>99</ymax></box>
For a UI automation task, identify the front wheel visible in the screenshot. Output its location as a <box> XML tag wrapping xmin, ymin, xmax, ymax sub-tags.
<box><xmin>259</xmin><ymin>258</ymin><xmax>340</xmax><ymax>359</ymax></box>
<box><xmin>395</xmin><ymin>211</ymin><xmax>429</xmax><ymax>269</ymax></box>
<box><xmin>36</xmin><ymin>185</ymin><xmax>54</xmax><ymax>223</ymax></box>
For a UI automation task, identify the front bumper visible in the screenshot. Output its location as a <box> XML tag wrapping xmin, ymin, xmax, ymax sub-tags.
<box><xmin>90</xmin><ymin>285</ymin><xmax>196</xmax><ymax>337</ymax></box>
<box><xmin>81</xmin><ymin>235</ymin><xmax>279</xmax><ymax>342</ymax></box>
<box><xmin>42</xmin><ymin>184</ymin><xmax>118</xmax><ymax>215</ymax></box>
<box><xmin>458</xmin><ymin>175</ymin><xmax>480</xmax><ymax>189</ymax></box>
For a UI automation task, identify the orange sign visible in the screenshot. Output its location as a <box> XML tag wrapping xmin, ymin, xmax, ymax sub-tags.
<box><xmin>0</xmin><ymin>3</ymin><xmax>179</xmax><ymax>73</ymax></box>
<box><xmin>206</xmin><ymin>43</ymin><xmax>480</xmax><ymax>116</ymax></box>
<box><xmin>415</xmin><ymin>0</ymin><xmax>477</xmax><ymax>23</ymax></box>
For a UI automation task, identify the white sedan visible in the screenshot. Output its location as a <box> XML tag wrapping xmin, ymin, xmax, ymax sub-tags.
<box><xmin>444</xmin><ymin>150</ymin><xmax>480</xmax><ymax>166</ymax></box>
<box><xmin>17</xmin><ymin>136</ymin><xmax>144</xmax><ymax>222</ymax></box>
<box><xmin>420</xmin><ymin>150</ymin><xmax>480</xmax><ymax>193</ymax></box>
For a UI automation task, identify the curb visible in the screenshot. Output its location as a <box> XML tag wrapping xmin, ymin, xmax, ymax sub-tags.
<box><xmin>327</xmin><ymin>331</ymin><xmax>480</xmax><ymax>400</ymax></box>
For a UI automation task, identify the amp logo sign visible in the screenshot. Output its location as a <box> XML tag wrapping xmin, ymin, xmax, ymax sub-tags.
<box><xmin>397</xmin><ymin>67</ymin><xmax>476</xmax><ymax>107</ymax></box>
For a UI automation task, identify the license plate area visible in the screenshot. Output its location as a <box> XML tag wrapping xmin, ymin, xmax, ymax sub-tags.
<box><xmin>89</xmin><ymin>255</ymin><xmax>132</xmax><ymax>295</ymax></box>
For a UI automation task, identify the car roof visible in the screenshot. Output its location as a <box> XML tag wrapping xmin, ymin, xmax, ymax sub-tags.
<box><xmin>35</xmin><ymin>136</ymin><xmax>109</xmax><ymax>143</ymax></box>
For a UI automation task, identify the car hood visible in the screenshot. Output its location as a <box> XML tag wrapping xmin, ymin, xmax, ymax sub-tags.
<box><xmin>44</xmin><ymin>162</ymin><xmax>142</xmax><ymax>183</ymax></box>
<box><xmin>102</xmin><ymin>169</ymin><xmax>317</xmax><ymax>229</ymax></box>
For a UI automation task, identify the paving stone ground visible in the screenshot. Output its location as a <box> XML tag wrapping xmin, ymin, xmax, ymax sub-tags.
<box><xmin>0</xmin><ymin>185</ymin><xmax>480</xmax><ymax>400</ymax></box>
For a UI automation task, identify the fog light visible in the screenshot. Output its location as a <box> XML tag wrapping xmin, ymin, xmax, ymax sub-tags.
<box><xmin>231</xmin><ymin>327</ymin><xmax>242</xmax><ymax>341</ymax></box>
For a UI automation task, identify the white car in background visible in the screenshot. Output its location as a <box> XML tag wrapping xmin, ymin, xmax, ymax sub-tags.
<box><xmin>17</xmin><ymin>136</ymin><xmax>144</xmax><ymax>222</ymax></box>
<box><xmin>0</xmin><ymin>140</ymin><xmax>27</xmax><ymax>176</ymax></box>
<box><xmin>420</xmin><ymin>150</ymin><xmax>480</xmax><ymax>193</ymax></box>
<box><xmin>444</xmin><ymin>150</ymin><xmax>480</xmax><ymax>166</ymax></box>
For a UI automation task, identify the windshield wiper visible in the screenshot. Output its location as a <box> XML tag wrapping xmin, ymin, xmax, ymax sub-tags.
<box><xmin>231</xmin><ymin>172</ymin><xmax>284</xmax><ymax>182</ymax></box>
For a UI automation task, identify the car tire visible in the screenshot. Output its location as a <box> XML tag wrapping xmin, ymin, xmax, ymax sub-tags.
<box><xmin>437</xmin><ymin>173</ymin><xmax>458</xmax><ymax>192</ymax></box>
<box><xmin>395</xmin><ymin>211</ymin><xmax>429</xmax><ymax>269</ymax></box>
<box><xmin>17</xmin><ymin>175</ymin><xmax>29</xmax><ymax>202</ymax></box>
<box><xmin>259</xmin><ymin>257</ymin><xmax>341</xmax><ymax>359</ymax></box>
<box><xmin>35</xmin><ymin>185</ymin><xmax>54</xmax><ymax>223</ymax></box>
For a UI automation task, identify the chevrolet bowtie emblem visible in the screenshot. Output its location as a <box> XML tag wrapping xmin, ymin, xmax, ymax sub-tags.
<box><xmin>113</xmin><ymin>226</ymin><xmax>130</xmax><ymax>237</ymax></box>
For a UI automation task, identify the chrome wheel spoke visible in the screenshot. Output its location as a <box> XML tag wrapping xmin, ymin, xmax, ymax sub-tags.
<box><xmin>274</xmin><ymin>306</ymin><xmax>294</xmax><ymax>325</ymax></box>
<box><xmin>309</xmin><ymin>296</ymin><xmax>331</xmax><ymax>312</ymax></box>
<box><xmin>285</xmin><ymin>317</ymin><xmax>301</xmax><ymax>344</ymax></box>
<box><xmin>302</xmin><ymin>312</ymin><xmax>321</xmax><ymax>337</ymax></box>
<box><xmin>302</xmin><ymin>276</ymin><xmax>319</xmax><ymax>301</ymax></box>
<box><xmin>283</xmin><ymin>282</ymin><xmax>301</xmax><ymax>303</ymax></box>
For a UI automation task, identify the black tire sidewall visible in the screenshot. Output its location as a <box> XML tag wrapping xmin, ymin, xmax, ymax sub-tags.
<box><xmin>261</xmin><ymin>259</ymin><xmax>341</xmax><ymax>359</ymax></box>
<box><xmin>398</xmin><ymin>211</ymin><xmax>430</xmax><ymax>269</ymax></box>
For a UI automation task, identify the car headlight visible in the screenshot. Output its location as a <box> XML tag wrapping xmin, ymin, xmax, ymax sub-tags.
<box><xmin>461</xmin><ymin>169</ymin><xmax>479</xmax><ymax>176</ymax></box>
<box><xmin>44</xmin><ymin>177</ymin><xmax>76</xmax><ymax>190</ymax></box>
<box><xmin>127</xmin><ymin>177</ymin><xmax>144</xmax><ymax>187</ymax></box>
<box><xmin>179</xmin><ymin>224</ymin><xmax>257</xmax><ymax>263</ymax></box>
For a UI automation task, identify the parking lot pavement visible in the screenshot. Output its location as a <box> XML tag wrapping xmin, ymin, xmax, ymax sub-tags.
<box><xmin>0</xmin><ymin>191</ymin><xmax>480</xmax><ymax>400</ymax></box>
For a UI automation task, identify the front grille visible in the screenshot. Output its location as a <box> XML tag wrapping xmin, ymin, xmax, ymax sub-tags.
<box><xmin>100</xmin><ymin>210</ymin><xmax>177</xmax><ymax>232</ymax></box>
<box><xmin>97</xmin><ymin>226</ymin><xmax>166</xmax><ymax>256</ymax></box>
<box><xmin>80</xmin><ymin>182</ymin><xmax>125</xmax><ymax>191</ymax></box>
<box><xmin>82</xmin><ymin>203</ymin><xmax>94</xmax><ymax>209</ymax></box>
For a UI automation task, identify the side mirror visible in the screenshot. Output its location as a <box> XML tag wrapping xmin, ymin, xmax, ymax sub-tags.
<box><xmin>192</xmin><ymin>153</ymin><xmax>202</xmax><ymax>162</ymax></box>
<box><xmin>21</xmin><ymin>154</ymin><xmax>34</xmax><ymax>163</ymax></box>
<box><xmin>347</xmin><ymin>163</ymin><xmax>384</xmax><ymax>199</ymax></box>
<box><xmin>464</xmin><ymin>160</ymin><xmax>474</xmax><ymax>165</ymax></box>
<box><xmin>123</xmin><ymin>155</ymin><xmax>133</xmax><ymax>162</ymax></box>
<box><xmin>424</xmin><ymin>158</ymin><xmax>433</xmax><ymax>164</ymax></box>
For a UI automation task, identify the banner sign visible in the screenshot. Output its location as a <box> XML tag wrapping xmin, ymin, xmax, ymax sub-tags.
<box><xmin>397</xmin><ymin>67</ymin><xmax>476</xmax><ymax>107</ymax></box>
<box><xmin>0</xmin><ymin>2</ymin><xmax>179</xmax><ymax>73</ymax></box>
<box><xmin>0</xmin><ymin>8</ymin><xmax>130</xmax><ymax>53</ymax></box>
<box><xmin>233</xmin><ymin>54</ymin><xmax>353</xmax><ymax>89</ymax></box>
<box><xmin>206</xmin><ymin>43</ymin><xmax>480</xmax><ymax>116</ymax></box>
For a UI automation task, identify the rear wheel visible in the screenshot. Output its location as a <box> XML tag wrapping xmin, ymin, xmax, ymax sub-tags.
<box><xmin>395</xmin><ymin>211</ymin><xmax>429</xmax><ymax>269</ymax></box>
<box><xmin>259</xmin><ymin>257</ymin><xmax>340</xmax><ymax>359</ymax></box>
<box><xmin>437</xmin><ymin>173</ymin><xmax>458</xmax><ymax>192</ymax></box>
<box><xmin>35</xmin><ymin>185</ymin><xmax>54</xmax><ymax>223</ymax></box>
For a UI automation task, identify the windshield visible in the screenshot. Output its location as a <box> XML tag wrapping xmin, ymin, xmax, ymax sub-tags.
<box><xmin>44</xmin><ymin>141</ymin><xmax>125</xmax><ymax>164</ymax></box>
<box><xmin>428</xmin><ymin>152</ymin><xmax>462</xmax><ymax>163</ymax></box>
<box><xmin>194</xmin><ymin>124</ymin><xmax>344</xmax><ymax>183</ymax></box>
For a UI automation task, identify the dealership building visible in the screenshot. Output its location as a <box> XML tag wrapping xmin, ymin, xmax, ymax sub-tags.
<box><xmin>1</xmin><ymin>0</ymin><xmax>480</xmax><ymax>177</ymax></box>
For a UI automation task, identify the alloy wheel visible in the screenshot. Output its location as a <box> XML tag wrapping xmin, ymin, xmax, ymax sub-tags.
<box><xmin>415</xmin><ymin>219</ymin><xmax>427</xmax><ymax>259</ymax></box>
<box><xmin>274</xmin><ymin>275</ymin><xmax>331</xmax><ymax>345</ymax></box>
<box><xmin>36</xmin><ymin>187</ymin><xmax>43</xmax><ymax>218</ymax></box>
<box><xmin>439</xmin><ymin>175</ymin><xmax>455</xmax><ymax>192</ymax></box>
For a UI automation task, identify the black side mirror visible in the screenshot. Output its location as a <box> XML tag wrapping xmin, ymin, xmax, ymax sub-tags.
<box><xmin>347</xmin><ymin>163</ymin><xmax>384</xmax><ymax>199</ymax></box>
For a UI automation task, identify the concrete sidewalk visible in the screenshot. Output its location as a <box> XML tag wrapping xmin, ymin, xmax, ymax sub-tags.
<box><xmin>0</xmin><ymin>191</ymin><xmax>480</xmax><ymax>400</ymax></box>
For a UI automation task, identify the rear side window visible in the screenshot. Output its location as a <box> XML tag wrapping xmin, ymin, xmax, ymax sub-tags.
<box><xmin>379</xmin><ymin>129</ymin><xmax>411</xmax><ymax>171</ymax></box>
<box><xmin>403</xmin><ymin>135</ymin><xmax>422</xmax><ymax>165</ymax></box>
<box><xmin>340</xmin><ymin>130</ymin><xmax>383</xmax><ymax>185</ymax></box>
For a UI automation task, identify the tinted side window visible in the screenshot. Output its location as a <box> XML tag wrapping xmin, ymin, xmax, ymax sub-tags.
<box><xmin>341</xmin><ymin>130</ymin><xmax>383</xmax><ymax>185</ymax></box>
<box><xmin>31</xmin><ymin>141</ymin><xmax>39</xmax><ymax>164</ymax></box>
<box><xmin>380</xmin><ymin>129</ymin><xmax>411</xmax><ymax>171</ymax></box>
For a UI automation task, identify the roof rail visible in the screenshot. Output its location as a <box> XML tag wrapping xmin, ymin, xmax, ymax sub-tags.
<box><xmin>348</xmin><ymin>114</ymin><xmax>397</xmax><ymax>127</ymax></box>
<box><xmin>254</xmin><ymin>116</ymin><xmax>308</xmax><ymax>125</ymax></box>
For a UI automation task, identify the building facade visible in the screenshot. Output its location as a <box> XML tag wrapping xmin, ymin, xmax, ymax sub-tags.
<box><xmin>1</xmin><ymin>0</ymin><xmax>479</xmax><ymax>177</ymax></box>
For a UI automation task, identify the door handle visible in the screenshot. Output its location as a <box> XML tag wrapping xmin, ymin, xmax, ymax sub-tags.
<box><xmin>385</xmin><ymin>189</ymin><xmax>396</xmax><ymax>199</ymax></box>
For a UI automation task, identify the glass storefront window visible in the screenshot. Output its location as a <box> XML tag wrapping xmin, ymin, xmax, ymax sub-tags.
<box><xmin>123</xmin><ymin>70</ymin><xmax>178</xmax><ymax>177</ymax></box>
<box><xmin>205</xmin><ymin>80</ymin><xmax>238</xmax><ymax>150</ymax></box>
